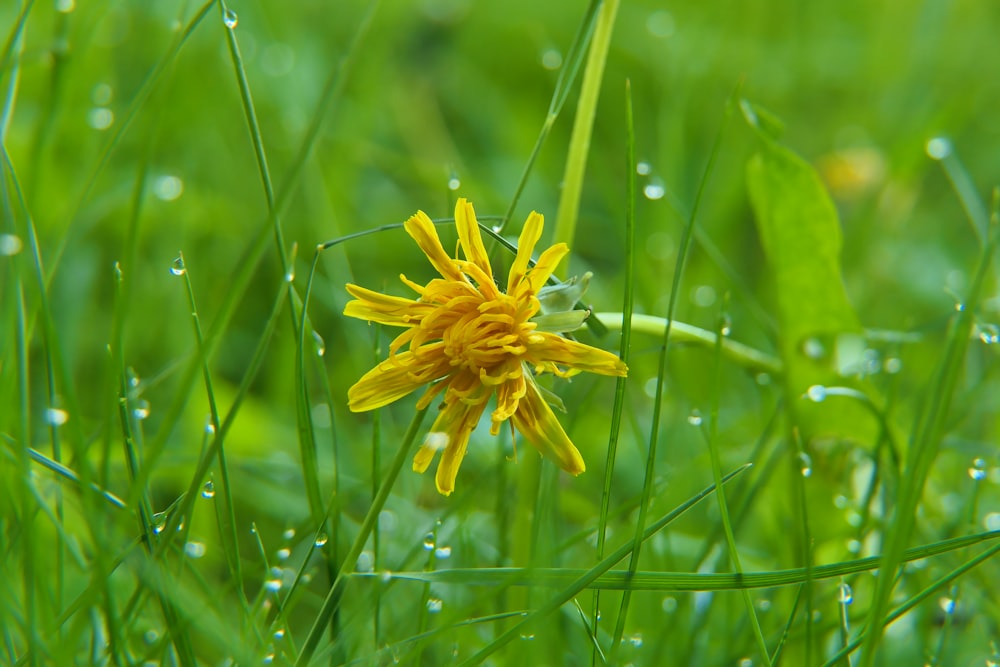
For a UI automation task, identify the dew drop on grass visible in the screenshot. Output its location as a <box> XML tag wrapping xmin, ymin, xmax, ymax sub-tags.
<box><xmin>312</xmin><ymin>330</ymin><xmax>326</xmax><ymax>357</ymax></box>
<box><xmin>276</xmin><ymin>548</ymin><xmax>291</xmax><ymax>561</ymax></box>
<box><xmin>0</xmin><ymin>233</ymin><xmax>23</xmax><ymax>256</ymax></box>
<box><xmin>356</xmin><ymin>550</ymin><xmax>374</xmax><ymax>572</ymax></box>
<box><xmin>223</xmin><ymin>8</ymin><xmax>238</xmax><ymax>29</ymax></box>
<box><xmin>88</xmin><ymin>108</ymin><xmax>114</xmax><ymax>130</ymax></box>
<box><xmin>925</xmin><ymin>137</ymin><xmax>952</xmax><ymax>160</ymax></box>
<box><xmin>968</xmin><ymin>457</ymin><xmax>987</xmax><ymax>481</ymax></box>
<box><xmin>846</xmin><ymin>539</ymin><xmax>861</xmax><ymax>554</ymax></box>
<box><xmin>540</xmin><ymin>48</ymin><xmax>562</xmax><ymax>70</ymax></box>
<box><xmin>379</xmin><ymin>509</ymin><xmax>397</xmax><ymax>532</ymax></box>
<box><xmin>283</xmin><ymin>528</ymin><xmax>296</xmax><ymax>541</ymax></box>
<box><xmin>636</xmin><ymin>161</ymin><xmax>651</xmax><ymax>176</ymax></box>
<box><xmin>434</xmin><ymin>546</ymin><xmax>452</xmax><ymax>559</ymax></box>
<box><xmin>806</xmin><ymin>385</ymin><xmax>827</xmax><ymax>402</ymax></box>
<box><xmin>687</xmin><ymin>409</ymin><xmax>702</xmax><ymax>426</ymax></box>
<box><xmin>643</xmin><ymin>181</ymin><xmax>665</xmax><ymax>200</ymax></box>
<box><xmin>45</xmin><ymin>408</ymin><xmax>69</xmax><ymax>426</ymax></box>
<box><xmin>519</xmin><ymin>633</ymin><xmax>535</xmax><ymax>641</ymax></box>
<box><xmin>797</xmin><ymin>452</ymin><xmax>813</xmax><ymax>478</ymax></box>
<box><xmin>264</xmin><ymin>579</ymin><xmax>282</xmax><ymax>593</ymax></box>
<box><xmin>169</xmin><ymin>256</ymin><xmax>186</xmax><ymax>276</ymax></box>
<box><xmin>314</xmin><ymin>533</ymin><xmax>328</xmax><ymax>547</ymax></box>
<box><xmin>133</xmin><ymin>399</ymin><xmax>150</xmax><ymax>420</ymax></box>
<box><xmin>628</xmin><ymin>633</ymin><xmax>643</xmax><ymax>648</ymax></box>
<box><xmin>802</xmin><ymin>337</ymin><xmax>825</xmax><ymax>359</ymax></box>
<box><xmin>426</xmin><ymin>598</ymin><xmax>443</xmax><ymax>613</ymax></box>
<box><xmin>273</xmin><ymin>628</ymin><xmax>285</xmax><ymax>641</ymax></box>
<box><xmin>447</xmin><ymin>176</ymin><xmax>461</xmax><ymax>191</ymax></box>
<box><xmin>201</xmin><ymin>479</ymin><xmax>215</xmax><ymax>499</ymax></box>
<box><xmin>185</xmin><ymin>541</ymin><xmax>206</xmax><ymax>558</ymax></box>
<box><xmin>661</xmin><ymin>596</ymin><xmax>677</xmax><ymax>613</ymax></box>
<box><xmin>884</xmin><ymin>357</ymin><xmax>902</xmax><ymax>374</ymax></box>
<box><xmin>422</xmin><ymin>533</ymin><xmax>436</xmax><ymax>551</ymax></box>
<box><xmin>263</xmin><ymin>652</ymin><xmax>274</xmax><ymax>664</ymax></box>
<box><xmin>983</xmin><ymin>512</ymin><xmax>1000</xmax><ymax>531</ymax></box>
<box><xmin>939</xmin><ymin>597</ymin><xmax>956</xmax><ymax>614</ymax></box>
<box><xmin>838</xmin><ymin>582</ymin><xmax>853</xmax><ymax>605</ymax></box>
<box><xmin>154</xmin><ymin>175</ymin><xmax>183</xmax><ymax>201</ymax></box>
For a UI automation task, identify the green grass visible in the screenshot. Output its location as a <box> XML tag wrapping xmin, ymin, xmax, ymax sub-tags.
<box><xmin>3</xmin><ymin>1</ymin><xmax>1000</xmax><ymax>665</ymax></box>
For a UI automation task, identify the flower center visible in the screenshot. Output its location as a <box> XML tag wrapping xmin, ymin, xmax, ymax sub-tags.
<box><xmin>442</xmin><ymin>293</ymin><xmax>535</xmax><ymax>376</ymax></box>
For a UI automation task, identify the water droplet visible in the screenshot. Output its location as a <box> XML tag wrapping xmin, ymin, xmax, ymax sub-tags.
<box><xmin>540</xmin><ymin>48</ymin><xmax>562</xmax><ymax>70</ymax></box>
<box><xmin>627</xmin><ymin>633</ymin><xmax>643</xmax><ymax>648</ymax></box>
<box><xmin>378</xmin><ymin>509</ymin><xmax>397</xmax><ymax>532</ymax></box>
<box><xmin>646</xmin><ymin>10</ymin><xmax>676</xmax><ymax>38</ymax></box>
<box><xmin>833</xmin><ymin>495</ymin><xmax>849</xmax><ymax>509</ymax></box>
<box><xmin>283</xmin><ymin>528</ymin><xmax>296</xmax><ymax>540</ymax></box>
<box><xmin>153</xmin><ymin>175</ymin><xmax>183</xmax><ymax>202</ymax></box>
<box><xmin>144</xmin><ymin>629</ymin><xmax>159</xmax><ymax>644</ymax></box>
<box><xmin>691</xmin><ymin>284</ymin><xmax>716</xmax><ymax>308</ymax></box>
<box><xmin>806</xmin><ymin>385</ymin><xmax>827</xmax><ymax>402</ymax></box>
<box><xmin>201</xmin><ymin>479</ymin><xmax>215</xmax><ymax>499</ymax></box>
<box><xmin>223</xmin><ymin>8</ymin><xmax>238</xmax><ymax>29</ymax></box>
<box><xmin>925</xmin><ymin>137</ymin><xmax>952</xmax><ymax>160</ymax></box>
<box><xmin>356</xmin><ymin>550</ymin><xmax>374</xmax><ymax>572</ymax></box>
<box><xmin>185</xmin><ymin>541</ymin><xmax>206</xmax><ymax>558</ymax></box>
<box><xmin>687</xmin><ymin>409</ymin><xmax>702</xmax><ymax>426</ymax></box>
<box><xmin>955</xmin><ymin>302</ymin><xmax>966</xmax><ymax>312</ymax></box>
<box><xmin>755</xmin><ymin>598</ymin><xmax>771</xmax><ymax>612</ymax></box>
<box><xmin>636</xmin><ymin>161</ymin><xmax>651</xmax><ymax>176</ymax></box>
<box><xmin>720</xmin><ymin>316</ymin><xmax>732</xmax><ymax>337</ymax></box>
<box><xmin>519</xmin><ymin>633</ymin><xmax>535</xmax><ymax>641</ymax></box>
<box><xmin>424</xmin><ymin>432</ymin><xmax>449</xmax><ymax>452</ymax></box>
<box><xmin>55</xmin><ymin>0</ymin><xmax>75</xmax><ymax>12</ymax></box>
<box><xmin>983</xmin><ymin>512</ymin><xmax>1000</xmax><ymax>531</ymax></box>
<box><xmin>738</xmin><ymin>658</ymin><xmax>753</xmax><ymax>667</ymax></box>
<box><xmin>968</xmin><ymin>457</ymin><xmax>987</xmax><ymax>481</ymax></box>
<box><xmin>447</xmin><ymin>176</ymin><xmax>461</xmax><ymax>191</ymax></box>
<box><xmin>755</xmin><ymin>372</ymin><xmax>771</xmax><ymax>386</ymax></box>
<box><xmin>422</xmin><ymin>533</ymin><xmax>436</xmax><ymax>550</ymax></box>
<box><xmin>284</xmin><ymin>269</ymin><xmax>295</xmax><ymax>283</ymax></box>
<box><xmin>169</xmin><ymin>256</ymin><xmax>186</xmax><ymax>276</ymax></box>
<box><xmin>250</xmin><ymin>524</ymin><xmax>258</xmax><ymax>534</ymax></box>
<box><xmin>938</xmin><ymin>597</ymin><xmax>955</xmax><ymax>614</ymax></box>
<box><xmin>276</xmin><ymin>548</ymin><xmax>291</xmax><ymax>561</ymax></box>
<box><xmin>314</xmin><ymin>533</ymin><xmax>328</xmax><ymax>547</ymax></box>
<box><xmin>88</xmin><ymin>107</ymin><xmax>114</xmax><ymax>131</ymax></box>
<box><xmin>884</xmin><ymin>357</ymin><xmax>902</xmax><ymax>374</ymax></box>
<box><xmin>797</xmin><ymin>452</ymin><xmax>813</xmax><ymax>478</ymax></box>
<box><xmin>846</xmin><ymin>539</ymin><xmax>861</xmax><ymax>554</ymax></box>
<box><xmin>45</xmin><ymin>408</ymin><xmax>69</xmax><ymax>426</ymax></box>
<box><xmin>264</xmin><ymin>579</ymin><xmax>282</xmax><ymax>593</ymax></box>
<box><xmin>491</xmin><ymin>224</ymin><xmax>502</xmax><ymax>234</ymax></box>
<box><xmin>661</xmin><ymin>596</ymin><xmax>677</xmax><ymax>613</ymax></box>
<box><xmin>91</xmin><ymin>83</ymin><xmax>112</xmax><ymax>105</ymax></box>
<box><xmin>311</xmin><ymin>330</ymin><xmax>326</xmax><ymax>357</ymax></box>
<box><xmin>838</xmin><ymin>582</ymin><xmax>853</xmax><ymax>605</ymax></box>
<box><xmin>802</xmin><ymin>337</ymin><xmax>825</xmax><ymax>359</ymax></box>
<box><xmin>0</xmin><ymin>233</ymin><xmax>23</xmax><ymax>256</ymax></box>
<box><xmin>273</xmin><ymin>628</ymin><xmax>285</xmax><ymax>640</ymax></box>
<box><xmin>434</xmin><ymin>546</ymin><xmax>452</xmax><ymax>559</ymax></box>
<box><xmin>426</xmin><ymin>598</ymin><xmax>443</xmax><ymax>613</ymax></box>
<box><xmin>132</xmin><ymin>399</ymin><xmax>150</xmax><ymax>420</ymax></box>
<box><xmin>263</xmin><ymin>652</ymin><xmax>274</xmax><ymax>664</ymax></box>
<box><xmin>153</xmin><ymin>513</ymin><xmax>167</xmax><ymax>535</ymax></box>
<box><xmin>380</xmin><ymin>570</ymin><xmax>393</xmax><ymax>583</ymax></box>
<box><xmin>205</xmin><ymin>419</ymin><xmax>216</xmax><ymax>435</ymax></box>
<box><xmin>643</xmin><ymin>181</ymin><xmax>665</xmax><ymax>200</ymax></box>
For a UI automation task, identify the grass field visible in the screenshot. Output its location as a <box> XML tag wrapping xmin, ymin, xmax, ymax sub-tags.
<box><xmin>3</xmin><ymin>1</ymin><xmax>1000</xmax><ymax>665</ymax></box>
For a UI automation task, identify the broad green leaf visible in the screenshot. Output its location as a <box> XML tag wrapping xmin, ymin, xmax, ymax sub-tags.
<box><xmin>745</xmin><ymin>117</ymin><xmax>880</xmax><ymax>446</ymax></box>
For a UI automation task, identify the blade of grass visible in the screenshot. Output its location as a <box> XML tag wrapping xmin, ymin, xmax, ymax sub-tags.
<box><xmin>609</xmin><ymin>79</ymin><xmax>729</xmax><ymax>661</ymax></box>
<box><xmin>701</xmin><ymin>296</ymin><xmax>772</xmax><ymax>666</ymax></box>
<box><xmin>592</xmin><ymin>77</ymin><xmax>635</xmax><ymax>666</ymax></box>
<box><xmin>454</xmin><ymin>464</ymin><xmax>752</xmax><ymax>666</ymax></box>
<box><xmin>295</xmin><ymin>405</ymin><xmax>429</xmax><ymax>666</ymax></box>
<box><xmin>858</xmin><ymin>190</ymin><xmax>999</xmax><ymax>666</ymax></box>
<box><xmin>496</xmin><ymin>0</ymin><xmax>602</xmax><ymax>235</ymax></box>
<box><xmin>381</xmin><ymin>529</ymin><xmax>1000</xmax><ymax>591</ymax></box>
<box><xmin>552</xmin><ymin>0</ymin><xmax>619</xmax><ymax>266</ymax></box>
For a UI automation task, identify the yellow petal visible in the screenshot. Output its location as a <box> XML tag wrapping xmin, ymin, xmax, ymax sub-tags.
<box><xmin>411</xmin><ymin>397</ymin><xmax>488</xmax><ymax>495</ymax></box>
<box><xmin>511</xmin><ymin>378</ymin><xmax>585</xmax><ymax>475</ymax></box>
<box><xmin>454</xmin><ymin>198</ymin><xmax>494</xmax><ymax>285</ymax></box>
<box><xmin>518</xmin><ymin>243</ymin><xmax>569</xmax><ymax>297</ymax></box>
<box><xmin>530</xmin><ymin>332</ymin><xmax>628</xmax><ymax>376</ymax></box>
<box><xmin>507</xmin><ymin>211</ymin><xmax>543</xmax><ymax>293</ymax></box>
<box><xmin>348</xmin><ymin>351</ymin><xmax>449</xmax><ymax>412</ymax></box>
<box><xmin>404</xmin><ymin>210</ymin><xmax>464</xmax><ymax>282</ymax></box>
<box><xmin>344</xmin><ymin>284</ymin><xmax>427</xmax><ymax>327</ymax></box>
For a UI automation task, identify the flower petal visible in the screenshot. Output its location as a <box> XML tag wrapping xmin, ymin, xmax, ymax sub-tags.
<box><xmin>344</xmin><ymin>284</ymin><xmax>428</xmax><ymax>327</ymax></box>
<box><xmin>507</xmin><ymin>211</ymin><xmax>543</xmax><ymax>292</ymax></box>
<box><xmin>511</xmin><ymin>377</ymin><xmax>585</xmax><ymax>475</ymax></box>
<box><xmin>454</xmin><ymin>198</ymin><xmax>494</xmax><ymax>285</ymax></box>
<box><xmin>519</xmin><ymin>243</ymin><xmax>569</xmax><ymax>297</ymax></box>
<box><xmin>411</xmin><ymin>397</ymin><xmax>489</xmax><ymax>495</ymax></box>
<box><xmin>529</xmin><ymin>332</ymin><xmax>628</xmax><ymax>376</ymax></box>
<box><xmin>404</xmin><ymin>210</ymin><xmax>464</xmax><ymax>282</ymax></box>
<box><xmin>348</xmin><ymin>351</ymin><xmax>450</xmax><ymax>412</ymax></box>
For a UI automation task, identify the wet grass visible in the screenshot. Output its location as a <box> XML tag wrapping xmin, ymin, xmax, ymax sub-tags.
<box><xmin>3</xmin><ymin>1</ymin><xmax>1000</xmax><ymax>665</ymax></box>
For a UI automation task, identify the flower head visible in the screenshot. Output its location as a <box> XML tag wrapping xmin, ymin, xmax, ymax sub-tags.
<box><xmin>345</xmin><ymin>198</ymin><xmax>627</xmax><ymax>495</ymax></box>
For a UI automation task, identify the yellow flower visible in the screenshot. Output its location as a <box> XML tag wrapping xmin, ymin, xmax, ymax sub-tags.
<box><xmin>345</xmin><ymin>198</ymin><xmax>628</xmax><ymax>495</ymax></box>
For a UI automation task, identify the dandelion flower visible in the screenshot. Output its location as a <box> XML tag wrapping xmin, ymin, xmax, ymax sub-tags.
<box><xmin>345</xmin><ymin>198</ymin><xmax>627</xmax><ymax>495</ymax></box>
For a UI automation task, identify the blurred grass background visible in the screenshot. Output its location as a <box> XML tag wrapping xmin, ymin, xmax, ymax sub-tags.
<box><xmin>3</xmin><ymin>0</ymin><xmax>1000</xmax><ymax>665</ymax></box>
